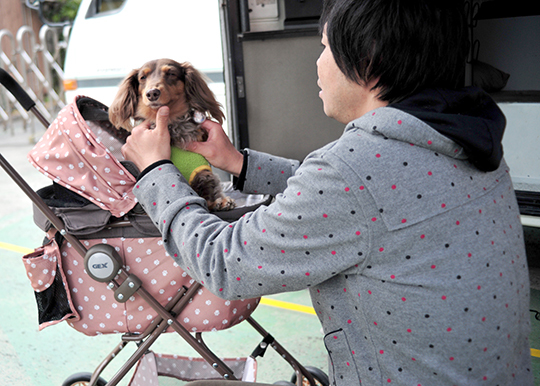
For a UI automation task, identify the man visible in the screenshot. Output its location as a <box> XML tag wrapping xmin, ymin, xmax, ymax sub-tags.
<box><xmin>122</xmin><ymin>1</ymin><xmax>533</xmax><ymax>385</ymax></box>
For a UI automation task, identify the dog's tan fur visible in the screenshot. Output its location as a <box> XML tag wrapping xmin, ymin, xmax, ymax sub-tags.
<box><xmin>109</xmin><ymin>58</ymin><xmax>234</xmax><ymax>211</ymax></box>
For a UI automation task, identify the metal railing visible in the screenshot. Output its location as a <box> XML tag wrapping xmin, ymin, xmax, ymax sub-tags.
<box><xmin>0</xmin><ymin>24</ymin><xmax>69</xmax><ymax>138</ymax></box>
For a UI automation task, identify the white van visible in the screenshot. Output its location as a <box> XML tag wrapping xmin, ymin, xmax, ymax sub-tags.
<box><xmin>63</xmin><ymin>0</ymin><xmax>226</xmax><ymax>114</ymax></box>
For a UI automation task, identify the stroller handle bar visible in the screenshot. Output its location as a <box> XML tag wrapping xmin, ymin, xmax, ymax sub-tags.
<box><xmin>0</xmin><ymin>68</ymin><xmax>50</xmax><ymax>127</ymax></box>
<box><xmin>0</xmin><ymin>67</ymin><xmax>35</xmax><ymax>111</ymax></box>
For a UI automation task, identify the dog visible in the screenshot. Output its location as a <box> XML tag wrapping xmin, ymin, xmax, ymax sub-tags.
<box><xmin>109</xmin><ymin>58</ymin><xmax>235</xmax><ymax>211</ymax></box>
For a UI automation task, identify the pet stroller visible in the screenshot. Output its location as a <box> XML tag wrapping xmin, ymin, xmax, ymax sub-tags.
<box><xmin>0</xmin><ymin>68</ymin><xmax>329</xmax><ymax>386</ymax></box>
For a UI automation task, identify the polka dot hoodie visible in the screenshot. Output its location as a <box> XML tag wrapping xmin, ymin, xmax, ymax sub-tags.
<box><xmin>133</xmin><ymin>87</ymin><xmax>532</xmax><ymax>385</ymax></box>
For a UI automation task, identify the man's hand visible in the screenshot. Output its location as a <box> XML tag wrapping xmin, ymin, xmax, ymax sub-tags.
<box><xmin>121</xmin><ymin>106</ymin><xmax>171</xmax><ymax>172</ymax></box>
<box><xmin>186</xmin><ymin>119</ymin><xmax>244</xmax><ymax>177</ymax></box>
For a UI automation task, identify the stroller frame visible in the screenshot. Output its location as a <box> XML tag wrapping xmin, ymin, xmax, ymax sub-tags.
<box><xmin>0</xmin><ymin>68</ymin><xmax>326</xmax><ymax>386</ymax></box>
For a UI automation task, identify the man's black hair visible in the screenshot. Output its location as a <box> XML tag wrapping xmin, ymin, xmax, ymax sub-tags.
<box><xmin>320</xmin><ymin>0</ymin><xmax>469</xmax><ymax>103</ymax></box>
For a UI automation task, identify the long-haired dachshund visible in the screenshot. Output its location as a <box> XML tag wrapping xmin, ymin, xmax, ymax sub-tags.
<box><xmin>109</xmin><ymin>58</ymin><xmax>235</xmax><ymax>211</ymax></box>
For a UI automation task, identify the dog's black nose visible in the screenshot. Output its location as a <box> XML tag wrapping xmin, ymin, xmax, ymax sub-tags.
<box><xmin>146</xmin><ymin>88</ymin><xmax>161</xmax><ymax>102</ymax></box>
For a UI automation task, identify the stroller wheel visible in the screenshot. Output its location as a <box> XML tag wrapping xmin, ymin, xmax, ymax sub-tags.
<box><xmin>62</xmin><ymin>372</ymin><xmax>107</xmax><ymax>386</ymax></box>
<box><xmin>290</xmin><ymin>366</ymin><xmax>330</xmax><ymax>386</ymax></box>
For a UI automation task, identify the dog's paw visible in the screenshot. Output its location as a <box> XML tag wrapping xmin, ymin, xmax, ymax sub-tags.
<box><xmin>210</xmin><ymin>196</ymin><xmax>236</xmax><ymax>211</ymax></box>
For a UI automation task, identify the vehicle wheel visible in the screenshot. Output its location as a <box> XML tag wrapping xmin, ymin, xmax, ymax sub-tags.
<box><xmin>291</xmin><ymin>366</ymin><xmax>330</xmax><ymax>386</ymax></box>
<box><xmin>62</xmin><ymin>372</ymin><xmax>107</xmax><ymax>386</ymax></box>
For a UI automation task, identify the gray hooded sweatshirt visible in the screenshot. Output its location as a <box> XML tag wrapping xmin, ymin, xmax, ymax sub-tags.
<box><xmin>133</xmin><ymin>87</ymin><xmax>533</xmax><ymax>385</ymax></box>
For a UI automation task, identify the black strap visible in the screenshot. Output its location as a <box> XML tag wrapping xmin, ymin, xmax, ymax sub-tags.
<box><xmin>54</xmin><ymin>228</ymin><xmax>65</xmax><ymax>247</ymax></box>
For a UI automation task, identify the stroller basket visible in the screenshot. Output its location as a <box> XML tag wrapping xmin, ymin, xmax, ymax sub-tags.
<box><xmin>129</xmin><ymin>352</ymin><xmax>257</xmax><ymax>384</ymax></box>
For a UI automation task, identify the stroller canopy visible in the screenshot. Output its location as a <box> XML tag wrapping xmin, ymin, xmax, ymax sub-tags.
<box><xmin>28</xmin><ymin>97</ymin><xmax>137</xmax><ymax>217</ymax></box>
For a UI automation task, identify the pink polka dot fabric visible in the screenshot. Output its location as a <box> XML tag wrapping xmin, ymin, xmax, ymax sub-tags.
<box><xmin>128</xmin><ymin>351</ymin><xmax>256</xmax><ymax>384</ymax></box>
<box><xmin>23</xmin><ymin>229</ymin><xmax>259</xmax><ymax>336</ymax></box>
<box><xmin>27</xmin><ymin>97</ymin><xmax>138</xmax><ymax>218</ymax></box>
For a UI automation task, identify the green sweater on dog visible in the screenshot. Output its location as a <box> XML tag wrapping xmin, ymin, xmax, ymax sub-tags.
<box><xmin>170</xmin><ymin>147</ymin><xmax>211</xmax><ymax>184</ymax></box>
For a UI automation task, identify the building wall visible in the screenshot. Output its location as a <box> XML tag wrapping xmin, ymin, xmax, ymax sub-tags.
<box><xmin>0</xmin><ymin>0</ymin><xmax>42</xmax><ymax>54</ymax></box>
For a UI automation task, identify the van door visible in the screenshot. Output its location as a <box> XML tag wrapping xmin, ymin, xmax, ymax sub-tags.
<box><xmin>220</xmin><ymin>0</ymin><xmax>342</xmax><ymax>159</ymax></box>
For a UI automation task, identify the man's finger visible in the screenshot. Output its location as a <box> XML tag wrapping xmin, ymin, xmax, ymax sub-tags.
<box><xmin>131</xmin><ymin>122</ymin><xmax>146</xmax><ymax>134</ymax></box>
<box><xmin>201</xmin><ymin>118</ymin><xmax>218</xmax><ymax>133</ymax></box>
<box><xmin>156</xmin><ymin>106</ymin><xmax>170</xmax><ymax>134</ymax></box>
<box><xmin>185</xmin><ymin>141</ymin><xmax>199</xmax><ymax>152</ymax></box>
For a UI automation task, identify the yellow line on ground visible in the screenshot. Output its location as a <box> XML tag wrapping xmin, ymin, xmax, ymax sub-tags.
<box><xmin>531</xmin><ymin>348</ymin><xmax>540</xmax><ymax>358</ymax></box>
<box><xmin>0</xmin><ymin>241</ymin><xmax>33</xmax><ymax>255</ymax></box>
<box><xmin>260</xmin><ymin>297</ymin><xmax>316</xmax><ymax>315</ymax></box>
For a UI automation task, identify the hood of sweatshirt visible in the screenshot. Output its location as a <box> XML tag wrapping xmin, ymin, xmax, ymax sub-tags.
<box><xmin>389</xmin><ymin>87</ymin><xmax>506</xmax><ymax>172</ymax></box>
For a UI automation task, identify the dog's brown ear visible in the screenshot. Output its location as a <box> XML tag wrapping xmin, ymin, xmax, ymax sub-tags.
<box><xmin>183</xmin><ymin>64</ymin><xmax>225</xmax><ymax>125</ymax></box>
<box><xmin>109</xmin><ymin>68</ymin><xmax>140</xmax><ymax>130</ymax></box>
